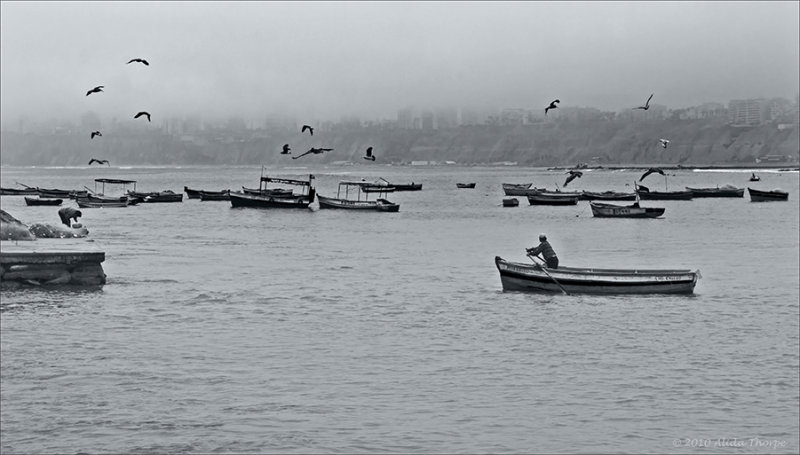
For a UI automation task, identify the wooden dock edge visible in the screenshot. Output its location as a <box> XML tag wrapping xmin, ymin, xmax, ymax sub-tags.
<box><xmin>0</xmin><ymin>251</ymin><xmax>106</xmax><ymax>288</ymax></box>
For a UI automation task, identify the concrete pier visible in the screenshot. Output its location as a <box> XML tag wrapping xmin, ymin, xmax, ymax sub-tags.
<box><xmin>0</xmin><ymin>250</ymin><xmax>106</xmax><ymax>288</ymax></box>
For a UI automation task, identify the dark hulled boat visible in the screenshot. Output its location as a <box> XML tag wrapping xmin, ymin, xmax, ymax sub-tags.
<box><xmin>748</xmin><ymin>188</ymin><xmax>789</xmax><ymax>202</ymax></box>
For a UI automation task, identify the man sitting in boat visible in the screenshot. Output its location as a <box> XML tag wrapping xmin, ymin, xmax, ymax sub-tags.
<box><xmin>526</xmin><ymin>233</ymin><xmax>559</xmax><ymax>269</ymax></box>
<box><xmin>58</xmin><ymin>207</ymin><xmax>82</xmax><ymax>227</ymax></box>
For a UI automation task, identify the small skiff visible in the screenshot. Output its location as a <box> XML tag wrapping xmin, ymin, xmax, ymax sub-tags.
<box><xmin>495</xmin><ymin>256</ymin><xmax>700</xmax><ymax>294</ymax></box>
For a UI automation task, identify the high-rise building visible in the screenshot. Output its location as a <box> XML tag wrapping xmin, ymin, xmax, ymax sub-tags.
<box><xmin>728</xmin><ymin>99</ymin><xmax>767</xmax><ymax>126</ymax></box>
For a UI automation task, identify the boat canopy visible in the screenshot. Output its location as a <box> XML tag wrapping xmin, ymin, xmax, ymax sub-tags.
<box><xmin>260</xmin><ymin>176</ymin><xmax>314</xmax><ymax>186</ymax></box>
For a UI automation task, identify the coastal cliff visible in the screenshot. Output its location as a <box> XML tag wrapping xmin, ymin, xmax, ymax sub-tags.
<box><xmin>2</xmin><ymin>118</ymin><xmax>797</xmax><ymax>166</ymax></box>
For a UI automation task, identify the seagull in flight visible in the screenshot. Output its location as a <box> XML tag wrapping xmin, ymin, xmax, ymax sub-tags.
<box><xmin>127</xmin><ymin>58</ymin><xmax>149</xmax><ymax>66</ymax></box>
<box><xmin>563</xmin><ymin>170</ymin><xmax>583</xmax><ymax>187</ymax></box>
<box><xmin>88</xmin><ymin>158</ymin><xmax>110</xmax><ymax>166</ymax></box>
<box><xmin>545</xmin><ymin>99</ymin><xmax>560</xmax><ymax>115</ymax></box>
<box><xmin>363</xmin><ymin>146</ymin><xmax>376</xmax><ymax>161</ymax></box>
<box><xmin>639</xmin><ymin>167</ymin><xmax>665</xmax><ymax>182</ymax></box>
<box><xmin>633</xmin><ymin>94</ymin><xmax>654</xmax><ymax>110</ymax></box>
<box><xmin>134</xmin><ymin>111</ymin><xmax>151</xmax><ymax>122</ymax></box>
<box><xmin>90</xmin><ymin>131</ymin><xmax>102</xmax><ymax>139</ymax></box>
<box><xmin>281</xmin><ymin>144</ymin><xmax>291</xmax><ymax>155</ymax></box>
<box><xmin>301</xmin><ymin>124</ymin><xmax>314</xmax><ymax>136</ymax></box>
<box><xmin>659</xmin><ymin>138</ymin><xmax>670</xmax><ymax>149</ymax></box>
<box><xmin>86</xmin><ymin>86</ymin><xmax>104</xmax><ymax>96</ymax></box>
<box><xmin>292</xmin><ymin>147</ymin><xmax>333</xmax><ymax>159</ymax></box>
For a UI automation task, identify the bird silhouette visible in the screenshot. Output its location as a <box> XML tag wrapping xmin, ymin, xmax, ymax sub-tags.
<box><xmin>363</xmin><ymin>146</ymin><xmax>376</xmax><ymax>161</ymax></box>
<box><xmin>86</xmin><ymin>86</ymin><xmax>104</xmax><ymax>96</ymax></box>
<box><xmin>639</xmin><ymin>167</ymin><xmax>665</xmax><ymax>182</ymax></box>
<box><xmin>301</xmin><ymin>124</ymin><xmax>314</xmax><ymax>136</ymax></box>
<box><xmin>563</xmin><ymin>170</ymin><xmax>583</xmax><ymax>187</ymax></box>
<box><xmin>292</xmin><ymin>147</ymin><xmax>333</xmax><ymax>159</ymax></box>
<box><xmin>134</xmin><ymin>111</ymin><xmax>151</xmax><ymax>122</ymax></box>
<box><xmin>127</xmin><ymin>58</ymin><xmax>149</xmax><ymax>66</ymax></box>
<box><xmin>659</xmin><ymin>138</ymin><xmax>670</xmax><ymax>149</ymax></box>
<box><xmin>633</xmin><ymin>94</ymin><xmax>654</xmax><ymax>110</ymax></box>
<box><xmin>281</xmin><ymin>144</ymin><xmax>291</xmax><ymax>154</ymax></box>
<box><xmin>545</xmin><ymin>99</ymin><xmax>560</xmax><ymax>115</ymax></box>
<box><xmin>88</xmin><ymin>158</ymin><xmax>110</xmax><ymax>166</ymax></box>
<box><xmin>90</xmin><ymin>131</ymin><xmax>102</xmax><ymax>139</ymax></box>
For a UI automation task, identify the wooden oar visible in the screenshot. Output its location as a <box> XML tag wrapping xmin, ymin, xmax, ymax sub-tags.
<box><xmin>527</xmin><ymin>253</ymin><xmax>569</xmax><ymax>295</ymax></box>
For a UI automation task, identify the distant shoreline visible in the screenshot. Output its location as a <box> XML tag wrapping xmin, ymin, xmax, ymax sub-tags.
<box><xmin>547</xmin><ymin>164</ymin><xmax>800</xmax><ymax>171</ymax></box>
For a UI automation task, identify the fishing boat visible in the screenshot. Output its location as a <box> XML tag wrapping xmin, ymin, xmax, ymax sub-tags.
<box><xmin>749</xmin><ymin>173</ymin><xmax>760</xmax><ymax>182</ymax></box>
<box><xmin>581</xmin><ymin>190</ymin><xmax>637</xmax><ymax>201</ymax></box>
<box><xmin>24</xmin><ymin>196</ymin><xmax>63</xmax><ymax>206</ymax></box>
<box><xmin>502</xmin><ymin>197</ymin><xmax>519</xmax><ymax>207</ymax></box>
<box><xmin>317</xmin><ymin>180</ymin><xmax>400</xmax><ymax>212</ymax></box>
<box><xmin>127</xmin><ymin>190</ymin><xmax>183</xmax><ymax>203</ymax></box>
<box><xmin>0</xmin><ymin>187</ymin><xmax>39</xmax><ymax>196</ymax></box>
<box><xmin>502</xmin><ymin>183</ymin><xmax>533</xmax><ymax>196</ymax></box>
<box><xmin>748</xmin><ymin>187</ymin><xmax>789</xmax><ymax>202</ymax></box>
<box><xmin>495</xmin><ymin>256</ymin><xmax>700</xmax><ymax>294</ymax></box>
<box><xmin>389</xmin><ymin>182</ymin><xmax>423</xmax><ymax>192</ymax></box>
<box><xmin>685</xmin><ymin>185</ymin><xmax>744</xmax><ymax>198</ymax></box>
<box><xmin>527</xmin><ymin>192</ymin><xmax>579</xmax><ymax>205</ymax></box>
<box><xmin>590</xmin><ymin>201</ymin><xmax>665</xmax><ymax>218</ymax></box>
<box><xmin>76</xmin><ymin>178</ymin><xmax>139</xmax><ymax>208</ymax></box>
<box><xmin>76</xmin><ymin>194</ymin><xmax>135</xmax><ymax>208</ymax></box>
<box><xmin>457</xmin><ymin>183</ymin><xmax>476</xmax><ymax>189</ymax></box>
<box><xmin>199</xmin><ymin>190</ymin><xmax>231</xmax><ymax>201</ymax></box>
<box><xmin>359</xmin><ymin>177</ymin><xmax>396</xmax><ymax>193</ymax></box>
<box><xmin>635</xmin><ymin>184</ymin><xmax>693</xmax><ymax>200</ymax></box>
<box><xmin>229</xmin><ymin>172</ymin><xmax>316</xmax><ymax>209</ymax></box>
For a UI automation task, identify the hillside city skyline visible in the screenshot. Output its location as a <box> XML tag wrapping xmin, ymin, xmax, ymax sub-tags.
<box><xmin>3</xmin><ymin>94</ymin><xmax>798</xmax><ymax>136</ymax></box>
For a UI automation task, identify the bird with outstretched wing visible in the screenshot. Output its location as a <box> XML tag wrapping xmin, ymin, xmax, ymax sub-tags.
<box><xmin>639</xmin><ymin>167</ymin><xmax>665</xmax><ymax>182</ymax></box>
<box><xmin>545</xmin><ymin>99</ymin><xmax>560</xmax><ymax>115</ymax></box>
<box><xmin>292</xmin><ymin>147</ymin><xmax>333</xmax><ymax>159</ymax></box>
<box><xmin>563</xmin><ymin>170</ymin><xmax>583</xmax><ymax>187</ymax></box>
<box><xmin>86</xmin><ymin>85</ymin><xmax>104</xmax><ymax>96</ymax></box>
<box><xmin>134</xmin><ymin>111</ymin><xmax>151</xmax><ymax>122</ymax></box>
<box><xmin>659</xmin><ymin>138</ymin><xmax>670</xmax><ymax>149</ymax></box>
<box><xmin>633</xmin><ymin>94</ymin><xmax>654</xmax><ymax>110</ymax></box>
<box><xmin>127</xmin><ymin>58</ymin><xmax>149</xmax><ymax>66</ymax></box>
<box><xmin>88</xmin><ymin>158</ymin><xmax>110</xmax><ymax>166</ymax></box>
<box><xmin>301</xmin><ymin>124</ymin><xmax>314</xmax><ymax>136</ymax></box>
<box><xmin>90</xmin><ymin>131</ymin><xmax>102</xmax><ymax>139</ymax></box>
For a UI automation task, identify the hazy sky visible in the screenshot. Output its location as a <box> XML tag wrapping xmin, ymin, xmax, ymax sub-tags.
<box><xmin>1</xmin><ymin>1</ymin><xmax>798</xmax><ymax>124</ymax></box>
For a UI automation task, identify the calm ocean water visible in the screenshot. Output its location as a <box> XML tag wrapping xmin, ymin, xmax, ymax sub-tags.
<box><xmin>1</xmin><ymin>165</ymin><xmax>798</xmax><ymax>454</ymax></box>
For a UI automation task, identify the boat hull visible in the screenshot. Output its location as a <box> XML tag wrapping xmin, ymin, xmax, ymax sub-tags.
<box><xmin>495</xmin><ymin>257</ymin><xmax>699</xmax><ymax>295</ymax></box>
<box><xmin>582</xmin><ymin>191</ymin><xmax>637</xmax><ymax>201</ymax></box>
<box><xmin>636</xmin><ymin>190</ymin><xmax>693</xmax><ymax>200</ymax></box>
<box><xmin>748</xmin><ymin>188</ymin><xmax>789</xmax><ymax>202</ymax></box>
<box><xmin>24</xmin><ymin>197</ymin><xmax>63</xmax><ymax>206</ymax></box>
<box><xmin>229</xmin><ymin>190</ymin><xmax>314</xmax><ymax>208</ymax></box>
<box><xmin>456</xmin><ymin>183</ymin><xmax>476</xmax><ymax>189</ymax></box>
<box><xmin>590</xmin><ymin>202</ymin><xmax>664</xmax><ymax>218</ymax></box>
<box><xmin>390</xmin><ymin>183</ymin><xmax>422</xmax><ymax>192</ymax></box>
<box><xmin>686</xmin><ymin>187</ymin><xmax>744</xmax><ymax>198</ymax></box>
<box><xmin>317</xmin><ymin>194</ymin><xmax>399</xmax><ymax>212</ymax></box>
<box><xmin>502</xmin><ymin>183</ymin><xmax>533</xmax><ymax>196</ymax></box>
<box><xmin>199</xmin><ymin>190</ymin><xmax>230</xmax><ymax>201</ymax></box>
<box><xmin>527</xmin><ymin>193</ymin><xmax>579</xmax><ymax>205</ymax></box>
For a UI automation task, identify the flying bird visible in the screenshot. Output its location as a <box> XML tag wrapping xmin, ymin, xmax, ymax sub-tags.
<box><xmin>292</xmin><ymin>147</ymin><xmax>333</xmax><ymax>159</ymax></box>
<box><xmin>633</xmin><ymin>94</ymin><xmax>654</xmax><ymax>110</ymax></box>
<box><xmin>301</xmin><ymin>125</ymin><xmax>314</xmax><ymax>136</ymax></box>
<box><xmin>281</xmin><ymin>144</ymin><xmax>291</xmax><ymax>154</ymax></box>
<box><xmin>88</xmin><ymin>158</ymin><xmax>110</xmax><ymax>166</ymax></box>
<box><xmin>134</xmin><ymin>111</ymin><xmax>151</xmax><ymax>122</ymax></box>
<box><xmin>90</xmin><ymin>131</ymin><xmax>102</xmax><ymax>139</ymax></box>
<box><xmin>639</xmin><ymin>167</ymin><xmax>666</xmax><ymax>182</ymax></box>
<box><xmin>127</xmin><ymin>58</ymin><xmax>149</xmax><ymax>66</ymax></box>
<box><xmin>659</xmin><ymin>138</ymin><xmax>670</xmax><ymax>149</ymax></box>
<box><xmin>363</xmin><ymin>146</ymin><xmax>375</xmax><ymax>161</ymax></box>
<box><xmin>563</xmin><ymin>170</ymin><xmax>583</xmax><ymax>187</ymax></box>
<box><xmin>545</xmin><ymin>99</ymin><xmax>560</xmax><ymax>115</ymax></box>
<box><xmin>86</xmin><ymin>86</ymin><xmax>104</xmax><ymax>96</ymax></box>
